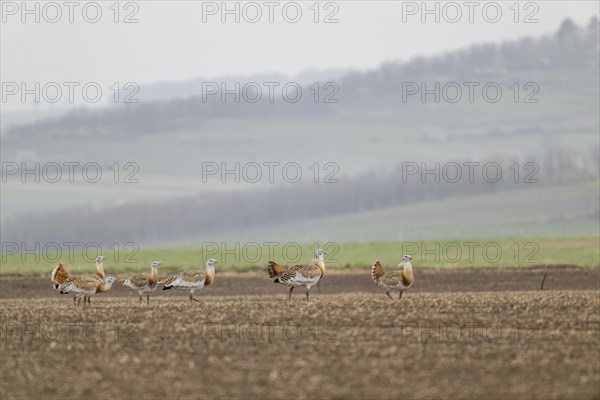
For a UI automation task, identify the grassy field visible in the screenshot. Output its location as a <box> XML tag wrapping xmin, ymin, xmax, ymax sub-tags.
<box><xmin>1</xmin><ymin>237</ymin><xmax>598</xmax><ymax>275</ymax></box>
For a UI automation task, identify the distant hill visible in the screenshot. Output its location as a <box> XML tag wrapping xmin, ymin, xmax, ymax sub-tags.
<box><xmin>165</xmin><ymin>182</ymin><xmax>600</xmax><ymax>245</ymax></box>
<box><xmin>139</xmin><ymin>68</ymin><xmax>352</xmax><ymax>103</ymax></box>
<box><xmin>2</xmin><ymin>149</ymin><xmax>597</xmax><ymax>247</ymax></box>
<box><xmin>1</xmin><ymin>18</ymin><xmax>598</xmax><ymax>246</ymax></box>
<box><xmin>7</xmin><ymin>18</ymin><xmax>598</xmax><ymax>138</ymax></box>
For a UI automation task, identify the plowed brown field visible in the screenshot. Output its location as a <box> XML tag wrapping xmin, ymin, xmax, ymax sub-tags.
<box><xmin>1</xmin><ymin>267</ymin><xmax>598</xmax><ymax>399</ymax></box>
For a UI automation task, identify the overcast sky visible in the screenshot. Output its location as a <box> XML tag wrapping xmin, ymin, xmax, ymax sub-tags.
<box><xmin>1</xmin><ymin>1</ymin><xmax>598</xmax><ymax>111</ymax></box>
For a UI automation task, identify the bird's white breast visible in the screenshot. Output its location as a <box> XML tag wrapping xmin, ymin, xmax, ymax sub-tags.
<box><xmin>172</xmin><ymin>277</ymin><xmax>205</xmax><ymax>289</ymax></box>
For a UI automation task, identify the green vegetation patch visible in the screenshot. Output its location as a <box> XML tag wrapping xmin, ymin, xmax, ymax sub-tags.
<box><xmin>1</xmin><ymin>237</ymin><xmax>598</xmax><ymax>275</ymax></box>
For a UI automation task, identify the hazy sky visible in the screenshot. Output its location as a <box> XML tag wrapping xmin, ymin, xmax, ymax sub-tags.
<box><xmin>1</xmin><ymin>1</ymin><xmax>598</xmax><ymax>111</ymax></box>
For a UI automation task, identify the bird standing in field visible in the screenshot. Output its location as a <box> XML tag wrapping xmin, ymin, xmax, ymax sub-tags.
<box><xmin>57</xmin><ymin>276</ymin><xmax>118</xmax><ymax>306</ymax></box>
<box><xmin>51</xmin><ymin>256</ymin><xmax>114</xmax><ymax>306</ymax></box>
<box><xmin>267</xmin><ymin>249</ymin><xmax>325</xmax><ymax>302</ymax></box>
<box><xmin>160</xmin><ymin>259</ymin><xmax>217</xmax><ymax>306</ymax></box>
<box><xmin>121</xmin><ymin>261</ymin><xmax>162</xmax><ymax>305</ymax></box>
<box><xmin>372</xmin><ymin>255</ymin><xmax>415</xmax><ymax>299</ymax></box>
<box><xmin>51</xmin><ymin>255</ymin><xmax>106</xmax><ymax>290</ymax></box>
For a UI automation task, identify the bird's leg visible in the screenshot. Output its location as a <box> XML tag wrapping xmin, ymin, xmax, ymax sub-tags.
<box><xmin>77</xmin><ymin>297</ymin><xmax>82</xmax><ymax>306</ymax></box>
<box><xmin>386</xmin><ymin>290</ymin><xmax>393</xmax><ymax>300</ymax></box>
<box><xmin>189</xmin><ymin>291</ymin><xmax>202</xmax><ymax>305</ymax></box>
<box><xmin>305</xmin><ymin>288</ymin><xmax>310</xmax><ymax>302</ymax></box>
<box><xmin>186</xmin><ymin>291</ymin><xmax>202</xmax><ymax>307</ymax></box>
<box><xmin>73</xmin><ymin>296</ymin><xmax>77</xmax><ymax>306</ymax></box>
<box><xmin>147</xmin><ymin>294</ymin><xmax>150</xmax><ymax>305</ymax></box>
<box><xmin>288</xmin><ymin>286</ymin><xmax>295</xmax><ymax>302</ymax></box>
<box><xmin>398</xmin><ymin>291</ymin><xmax>403</xmax><ymax>300</ymax></box>
<box><xmin>87</xmin><ymin>297</ymin><xmax>91</xmax><ymax>306</ymax></box>
<box><xmin>139</xmin><ymin>294</ymin><xmax>142</xmax><ymax>305</ymax></box>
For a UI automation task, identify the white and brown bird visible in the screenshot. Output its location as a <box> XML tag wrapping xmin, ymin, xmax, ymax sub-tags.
<box><xmin>121</xmin><ymin>261</ymin><xmax>162</xmax><ymax>305</ymax></box>
<box><xmin>51</xmin><ymin>256</ymin><xmax>106</xmax><ymax>290</ymax></box>
<box><xmin>160</xmin><ymin>259</ymin><xmax>217</xmax><ymax>306</ymax></box>
<box><xmin>56</xmin><ymin>276</ymin><xmax>118</xmax><ymax>306</ymax></box>
<box><xmin>372</xmin><ymin>255</ymin><xmax>415</xmax><ymax>299</ymax></box>
<box><xmin>267</xmin><ymin>249</ymin><xmax>325</xmax><ymax>302</ymax></box>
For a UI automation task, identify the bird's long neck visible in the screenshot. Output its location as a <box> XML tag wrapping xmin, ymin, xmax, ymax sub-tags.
<box><xmin>314</xmin><ymin>256</ymin><xmax>325</xmax><ymax>276</ymax></box>
<box><xmin>205</xmin><ymin>265</ymin><xmax>215</xmax><ymax>286</ymax></box>
<box><xmin>402</xmin><ymin>261</ymin><xmax>413</xmax><ymax>281</ymax></box>
<box><xmin>97</xmin><ymin>280</ymin><xmax>115</xmax><ymax>293</ymax></box>
<box><xmin>96</xmin><ymin>262</ymin><xmax>105</xmax><ymax>281</ymax></box>
<box><xmin>149</xmin><ymin>266</ymin><xmax>158</xmax><ymax>285</ymax></box>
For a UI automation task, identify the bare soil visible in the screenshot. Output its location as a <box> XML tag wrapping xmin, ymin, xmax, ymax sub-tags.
<box><xmin>1</xmin><ymin>266</ymin><xmax>598</xmax><ymax>299</ymax></box>
<box><xmin>0</xmin><ymin>267</ymin><xmax>598</xmax><ymax>399</ymax></box>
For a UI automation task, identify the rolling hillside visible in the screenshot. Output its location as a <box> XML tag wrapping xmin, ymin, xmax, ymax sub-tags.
<box><xmin>1</xmin><ymin>19</ymin><xmax>598</xmax><ymax>246</ymax></box>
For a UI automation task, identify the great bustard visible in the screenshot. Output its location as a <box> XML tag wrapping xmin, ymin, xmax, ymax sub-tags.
<box><xmin>372</xmin><ymin>255</ymin><xmax>415</xmax><ymax>299</ymax></box>
<box><xmin>267</xmin><ymin>249</ymin><xmax>325</xmax><ymax>302</ymax></box>
<box><xmin>56</xmin><ymin>276</ymin><xmax>118</xmax><ymax>306</ymax></box>
<box><xmin>51</xmin><ymin>256</ymin><xmax>106</xmax><ymax>290</ymax></box>
<box><xmin>160</xmin><ymin>259</ymin><xmax>217</xmax><ymax>306</ymax></box>
<box><xmin>121</xmin><ymin>261</ymin><xmax>162</xmax><ymax>305</ymax></box>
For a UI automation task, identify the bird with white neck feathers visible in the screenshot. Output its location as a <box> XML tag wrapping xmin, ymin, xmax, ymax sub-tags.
<box><xmin>372</xmin><ymin>255</ymin><xmax>415</xmax><ymax>299</ymax></box>
<box><xmin>121</xmin><ymin>261</ymin><xmax>162</xmax><ymax>305</ymax></box>
<box><xmin>160</xmin><ymin>259</ymin><xmax>218</xmax><ymax>306</ymax></box>
<box><xmin>267</xmin><ymin>249</ymin><xmax>325</xmax><ymax>302</ymax></box>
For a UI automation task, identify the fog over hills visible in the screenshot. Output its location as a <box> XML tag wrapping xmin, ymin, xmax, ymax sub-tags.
<box><xmin>5</xmin><ymin>18</ymin><xmax>598</xmax><ymax>138</ymax></box>
<box><xmin>1</xmin><ymin>18</ymin><xmax>598</xmax><ymax>246</ymax></box>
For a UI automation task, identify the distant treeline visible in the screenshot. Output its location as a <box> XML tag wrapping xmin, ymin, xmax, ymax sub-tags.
<box><xmin>2</xmin><ymin>149</ymin><xmax>598</xmax><ymax>247</ymax></box>
<box><xmin>7</xmin><ymin>18</ymin><xmax>599</xmax><ymax>137</ymax></box>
